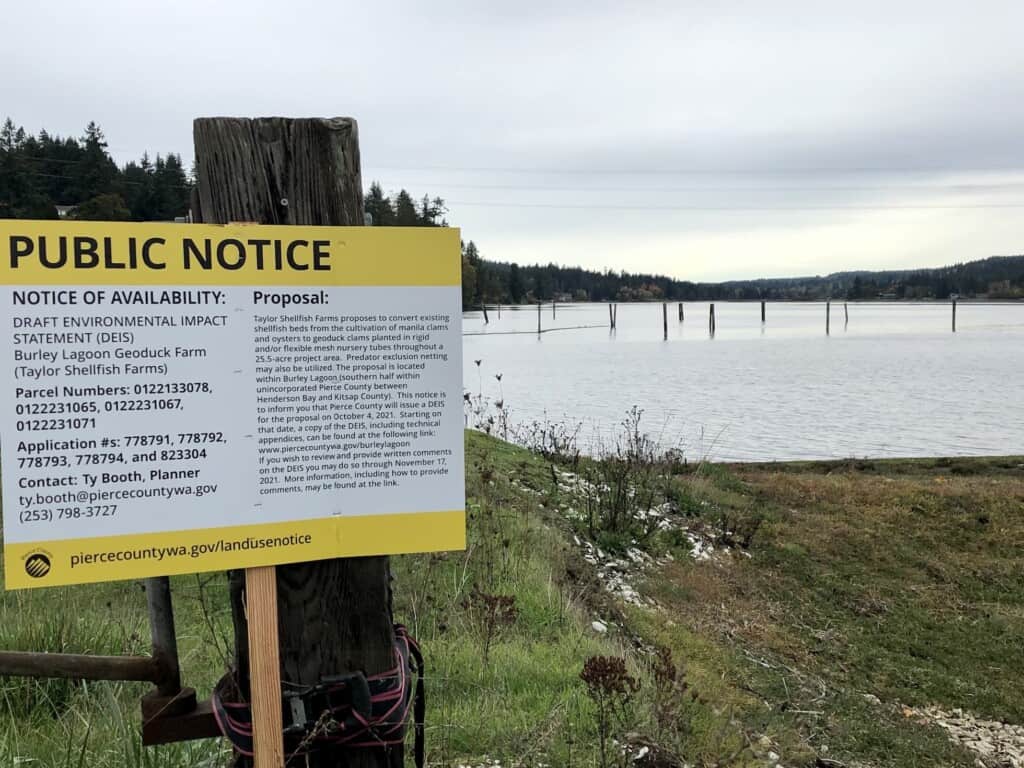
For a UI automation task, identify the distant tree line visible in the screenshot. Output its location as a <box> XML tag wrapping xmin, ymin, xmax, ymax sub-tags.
<box><xmin>452</xmin><ymin>255</ymin><xmax>1024</xmax><ymax>308</ymax></box>
<box><xmin>698</xmin><ymin>257</ymin><xmax>1024</xmax><ymax>302</ymax></box>
<box><xmin>0</xmin><ymin>118</ymin><xmax>191</xmax><ymax>222</ymax></box>
<box><xmin>363</xmin><ymin>181</ymin><xmax>1024</xmax><ymax>306</ymax></box>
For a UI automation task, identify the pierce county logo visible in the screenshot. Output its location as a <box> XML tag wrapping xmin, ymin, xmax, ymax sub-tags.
<box><xmin>24</xmin><ymin>552</ymin><xmax>52</xmax><ymax>579</ymax></box>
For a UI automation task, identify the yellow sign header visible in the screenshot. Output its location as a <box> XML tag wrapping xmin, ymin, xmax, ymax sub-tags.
<box><xmin>0</xmin><ymin>220</ymin><xmax>461</xmax><ymax>287</ymax></box>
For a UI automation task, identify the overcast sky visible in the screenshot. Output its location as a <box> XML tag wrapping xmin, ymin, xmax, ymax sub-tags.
<box><xmin>3</xmin><ymin>0</ymin><xmax>1023</xmax><ymax>281</ymax></box>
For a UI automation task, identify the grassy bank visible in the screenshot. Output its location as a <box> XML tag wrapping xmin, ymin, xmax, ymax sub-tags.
<box><xmin>0</xmin><ymin>433</ymin><xmax>626</xmax><ymax>767</ymax></box>
<box><xmin>1</xmin><ymin>435</ymin><xmax>1022</xmax><ymax>767</ymax></box>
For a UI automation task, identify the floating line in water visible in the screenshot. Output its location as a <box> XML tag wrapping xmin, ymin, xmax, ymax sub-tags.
<box><xmin>463</xmin><ymin>324</ymin><xmax>608</xmax><ymax>336</ymax></box>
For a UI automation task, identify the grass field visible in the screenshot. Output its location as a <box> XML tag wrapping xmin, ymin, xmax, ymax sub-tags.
<box><xmin>1</xmin><ymin>434</ymin><xmax>1022</xmax><ymax>767</ymax></box>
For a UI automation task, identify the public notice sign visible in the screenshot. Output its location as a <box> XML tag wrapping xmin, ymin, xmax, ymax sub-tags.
<box><xmin>0</xmin><ymin>221</ymin><xmax>465</xmax><ymax>589</ymax></box>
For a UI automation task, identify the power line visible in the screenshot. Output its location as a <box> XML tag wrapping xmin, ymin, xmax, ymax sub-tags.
<box><xmin>9</xmin><ymin>169</ymin><xmax>193</xmax><ymax>190</ymax></box>
<box><xmin>447</xmin><ymin>199</ymin><xmax>1024</xmax><ymax>212</ymax></box>
<box><xmin>377</xmin><ymin>178</ymin><xmax>1024</xmax><ymax>194</ymax></box>
<box><xmin>16</xmin><ymin>154</ymin><xmax>185</xmax><ymax>167</ymax></box>
<box><xmin>371</xmin><ymin>162</ymin><xmax>1024</xmax><ymax>176</ymax></box>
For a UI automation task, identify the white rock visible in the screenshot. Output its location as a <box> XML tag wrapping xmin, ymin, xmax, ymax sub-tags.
<box><xmin>592</xmin><ymin>620</ymin><xmax>608</xmax><ymax>633</ymax></box>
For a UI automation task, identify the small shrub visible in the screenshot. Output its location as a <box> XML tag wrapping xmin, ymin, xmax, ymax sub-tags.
<box><xmin>463</xmin><ymin>588</ymin><xmax>518</xmax><ymax>666</ymax></box>
<box><xmin>649</xmin><ymin>645</ymin><xmax>695</xmax><ymax>742</ymax></box>
<box><xmin>715</xmin><ymin>509</ymin><xmax>764</xmax><ymax>550</ymax></box>
<box><xmin>581</xmin><ymin>408</ymin><xmax>675</xmax><ymax>541</ymax></box>
<box><xmin>581</xmin><ymin>655</ymin><xmax>639</xmax><ymax>768</ymax></box>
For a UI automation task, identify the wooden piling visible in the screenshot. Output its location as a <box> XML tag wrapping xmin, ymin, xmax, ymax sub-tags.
<box><xmin>482</xmin><ymin>304</ymin><xmax>489</xmax><ymax>324</ymax></box>
<box><xmin>826</xmin><ymin>300</ymin><xmax>831</xmax><ymax>335</ymax></box>
<box><xmin>709</xmin><ymin>303</ymin><xmax>716</xmax><ymax>336</ymax></box>
<box><xmin>552</xmin><ymin>301</ymin><xmax>556</xmax><ymax>318</ymax></box>
<box><xmin>537</xmin><ymin>302</ymin><xmax>541</xmax><ymax>334</ymax></box>
<box><xmin>844</xmin><ymin>301</ymin><xmax>849</xmax><ymax>327</ymax></box>
<box><xmin>952</xmin><ymin>298</ymin><xmax>957</xmax><ymax>333</ymax></box>
<box><xmin>609</xmin><ymin>304</ymin><xmax>614</xmax><ymax>329</ymax></box>
<box><xmin>678</xmin><ymin>302</ymin><xmax>684</xmax><ymax>322</ymax></box>
<box><xmin>613</xmin><ymin>304</ymin><xmax>618</xmax><ymax>329</ymax></box>
<box><xmin>663</xmin><ymin>302</ymin><xmax>668</xmax><ymax>340</ymax></box>
<box><xmin>761</xmin><ymin>300</ymin><xmax>766</xmax><ymax>323</ymax></box>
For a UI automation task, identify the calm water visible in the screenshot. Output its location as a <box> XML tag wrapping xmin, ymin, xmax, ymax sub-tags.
<box><xmin>462</xmin><ymin>301</ymin><xmax>1024</xmax><ymax>462</ymax></box>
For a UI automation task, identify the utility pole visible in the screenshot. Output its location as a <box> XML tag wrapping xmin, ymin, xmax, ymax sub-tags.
<box><xmin>193</xmin><ymin>117</ymin><xmax>400</xmax><ymax>768</ymax></box>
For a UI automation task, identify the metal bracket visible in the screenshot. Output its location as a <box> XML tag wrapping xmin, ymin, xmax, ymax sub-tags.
<box><xmin>0</xmin><ymin>576</ymin><xmax>221</xmax><ymax>745</ymax></box>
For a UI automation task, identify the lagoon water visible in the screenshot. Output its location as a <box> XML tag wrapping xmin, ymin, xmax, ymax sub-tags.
<box><xmin>462</xmin><ymin>302</ymin><xmax>1024</xmax><ymax>462</ymax></box>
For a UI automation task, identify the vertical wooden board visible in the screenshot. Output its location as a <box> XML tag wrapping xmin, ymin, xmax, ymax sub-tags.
<box><xmin>246</xmin><ymin>566</ymin><xmax>285</xmax><ymax>768</ymax></box>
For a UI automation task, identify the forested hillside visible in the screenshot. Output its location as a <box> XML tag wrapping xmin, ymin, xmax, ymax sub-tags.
<box><xmin>0</xmin><ymin>118</ymin><xmax>191</xmax><ymax>221</ymax></box>
<box><xmin>453</xmin><ymin>255</ymin><xmax>1024</xmax><ymax>306</ymax></box>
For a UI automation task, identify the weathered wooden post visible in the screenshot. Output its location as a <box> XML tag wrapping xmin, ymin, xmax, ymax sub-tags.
<box><xmin>614</xmin><ymin>304</ymin><xmax>618</xmax><ymax>328</ymax></box>
<box><xmin>482</xmin><ymin>304</ymin><xmax>489</xmax><ymax>324</ymax></box>
<box><xmin>537</xmin><ymin>301</ymin><xmax>541</xmax><ymax>334</ymax></box>
<box><xmin>678</xmin><ymin>302</ymin><xmax>683</xmax><ymax>322</ymax></box>
<box><xmin>844</xmin><ymin>301</ymin><xmax>849</xmax><ymax>327</ymax></box>
<box><xmin>552</xmin><ymin>300</ymin><xmax>556</xmax><ymax>318</ymax></box>
<box><xmin>193</xmin><ymin>117</ymin><xmax>401</xmax><ymax>768</ymax></box>
<box><xmin>609</xmin><ymin>303</ymin><xmax>614</xmax><ymax>329</ymax></box>
<box><xmin>709</xmin><ymin>303</ymin><xmax>716</xmax><ymax>336</ymax></box>
<box><xmin>826</xmin><ymin>299</ymin><xmax>831</xmax><ymax>335</ymax></box>
<box><xmin>761</xmin><ymin>300</ymin><xmax>766</xmax><ymax>324</ymax></box>
<box><xmin>952</xmin><ymin>298</ymin><xmax>957</xmax><ymax>332</ymax></box>
<box><xmin>662</xmin><ymin>301</ymin><xmax>668</xmax><ymax>340</ymax></box>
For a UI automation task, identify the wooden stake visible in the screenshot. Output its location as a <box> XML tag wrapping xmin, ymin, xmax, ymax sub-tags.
<box><xmin>678</xmin><ymin>302</ymin><xmax>683</xmax><ymax>322</ymax></box>
<box><xmin>537</xmin><ymin>302</ymin><xmax>541</xmax><ymax>334</ymax></box>
<box><xmin>952</xmin><ymin>298</ymin><xmax>957</xmax><ymax>332</ymax></box>
<box><xmin>709</xmin><ymin>303</ymin><xmax>715</xmax><ymax>336</ymax></box>
<box><xmin>826</xmin><ymin>300</ymin><xmax>831</xmax><ymax>335</ymax></box>
<box><xmin>662</xmin><ymin>302</ymin><xmax>668</xmax><ymax>340</ymax></box>
<box><xmin>552</xmin><ymin>301</ymin><xmax>556</xmax><ymax>318</ymax></box>
<box><xmin>482</xmin><ymin>304</ymin><xmax>489</xmax><ymax>324</ymax></box>
<box><xmin>246</xmin><ymin>567</ymin><xmax>284</xmax><ymax>768</ymax></box>
<box><xmin>844</xmin><ymin>301</ymin><xmax>849</xmax><ymax>326</ymax></box>
<box><xmin>609</xmin><ymin>303</ymin><xmax>614</xmax><ymax>329</ymax></box>
<box><xmin>761</xmin><ymin>300</ymin><xmax>766</xmax><ymax>323</ymax></box>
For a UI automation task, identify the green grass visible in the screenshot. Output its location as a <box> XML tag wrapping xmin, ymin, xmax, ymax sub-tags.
<box><xmin>2</xmin><ymin>435</ymin><xmax>1022</xmax><ymax>767</ymax></box>
<box><xmin>0</xmin><ymin>433</ymin><xmax>628</xmax><ymax>766</ymax></box>
<box><xmin>0</xmin><ymin>574</ymin><xmax>232</xmax><ymax>767</ymax></box>
<box><xmin>637</xmin><ymin>457</ymin><xmax>1024</xmax><ymax>766</ymax></box>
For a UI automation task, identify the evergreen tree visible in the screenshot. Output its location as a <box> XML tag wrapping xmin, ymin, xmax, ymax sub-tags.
<box><xmin>364</xmin><ymin>182</ymin><xmax>394</xmax><ymax>226</ymax></box>
<box><xmin>508</xmin><ymin>263</ymin><xmax>524</xmax><ymax>303</ymax></box>
<box><xmin>393</xmin><ymin>189</ymin><xmax>419</xmax><ymax>225</ymax></box>
<box><xmin>461</xmin><ymin>251</ymin><xmax>478</xmax><ymax>308</ymax></box>
<box><xmin>418</xmin><ymin>194</ymin><xmax>447</xmax><ymax>226</ymax></box>
<box><xmin>74</xmin><ymin>121</ymin><xmax>118</xmax><ymax>202</ymax></box>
